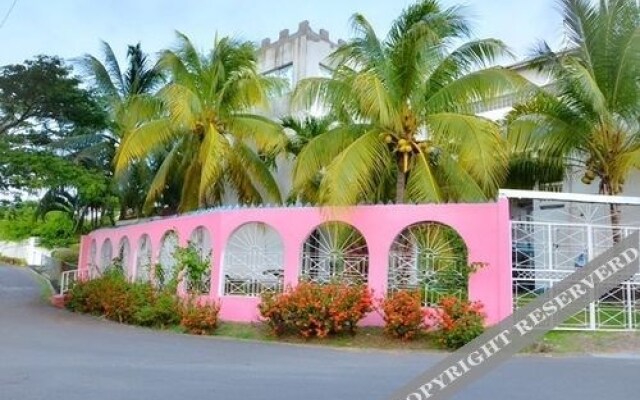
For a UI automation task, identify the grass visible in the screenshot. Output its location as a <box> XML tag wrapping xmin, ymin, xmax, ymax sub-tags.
<box><xmin>516</xmin><ymin>294</ymin><xmax>640</xmax><ymax>330</ymax></box>
<box><xmin>207</xmin><ymin>323</ymin><xmax>445</xmax><ymax>351</ymax></box>
<box><xmin>529</xmin><ymin>330</ymin><xmax>640</xmax><ymax>354</ymax></box>
<box><xmin>0</xmin><ymin>255</ymin><xmax>27</xmax><ymax>266</ymax></box>
<box><xmin>179</xmin><ymin>321</ymin><xmax>640</xmax><ymax>355</ymax></box>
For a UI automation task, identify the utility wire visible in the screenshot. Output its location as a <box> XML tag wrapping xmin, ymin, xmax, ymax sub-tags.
<box><xmin>0</xmin><ymin>0</ymin><xmax>18</xmax><ymax>30</ymax></box>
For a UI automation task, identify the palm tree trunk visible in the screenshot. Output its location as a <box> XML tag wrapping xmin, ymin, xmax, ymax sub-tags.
<box><xmin>396</xmin><ymin>164</ymin><xmax>406</xmax><ymax>204</ymax></box>
<box><xmin>601</xmin><ymin>178</ymin><xmax>622</xmax><ymax>243</ymax></box>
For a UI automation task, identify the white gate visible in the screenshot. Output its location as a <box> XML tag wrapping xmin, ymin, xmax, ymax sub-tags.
<box><xmin>504</xmin><ymin>189</ymin><xmax>640</xmax><ymax>331</ymax></box>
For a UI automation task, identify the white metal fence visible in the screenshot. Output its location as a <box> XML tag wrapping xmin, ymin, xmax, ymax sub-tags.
<box><xmin>506</xmin><ymin>188</ymin><xmax>640</xmax><ymax>331</ymax></box>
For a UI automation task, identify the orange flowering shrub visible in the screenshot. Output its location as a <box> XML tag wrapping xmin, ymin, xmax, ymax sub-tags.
<box><xmin>179</xmin><ymin>298</ymin><xmax>221</xmax><ymax>335</ymax></box>
<box><xmin>66</xmin><ymin>269</ymin><xmax>154</xmax><ymax>324</ymax></box>
<box><xmin>431</xmin><ymin>296</ymin><xmax>485</xmax><ymax>350</ymax></box>
<box><xmin>259</xmin><ymin>282</ymin><xmax>373</xmax><ymax>338</ymax></box>
<box><xmin>380</xmin><ymin>291</ymin><xmax>428</xmax><ymax>340</ymax></box>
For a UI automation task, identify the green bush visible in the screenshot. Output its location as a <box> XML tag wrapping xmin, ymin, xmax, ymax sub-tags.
<box><xmin>175</xmin><ymin>242</ymin><xmax>211</xmax><ymax>294</ymax></box>
<box><xmin>0</xmin><ymin>203</ymin><xmax>78</xmax><ymax>249</ymax></box>
<box><xmin>34</xmin><ymin>211</ymin><xmax>76</xmax><ymax>248</ymax></box>
<box><xmin>51</xmin><ymin>244</ymin><xmax>80</xmax><ymax>265</ymax></box>
<box><xmin>133</xmin><ymin>290</ymin><xmax>180</xmax><ymax>328</ymax></box>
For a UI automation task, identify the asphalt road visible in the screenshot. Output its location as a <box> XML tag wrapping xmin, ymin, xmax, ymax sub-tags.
<box><xmin>1</xmin><ymin>265</ymin><xmax>639</xmax><ymax>400</ymax></box>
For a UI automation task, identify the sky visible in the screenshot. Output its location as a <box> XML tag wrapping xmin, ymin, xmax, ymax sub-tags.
<box><xmin>0</xmin><ymin>0</ymin><xmax>565</xmax><ymax>67</ymax></box>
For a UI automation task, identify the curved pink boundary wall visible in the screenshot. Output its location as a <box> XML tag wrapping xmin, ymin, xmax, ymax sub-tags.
<box><xmin>78</xmin><ymin>199</ymin><xmax>512</xmax><ymax>325</ymax></box>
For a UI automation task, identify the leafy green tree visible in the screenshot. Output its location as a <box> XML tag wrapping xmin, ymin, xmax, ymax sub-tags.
<box><xmin>0</xmin><ymin>56</ymin><xmax>106</xmax><ymax>138</ymax></box>
<box><xmin>115</xmin><ymin>33</ymin><xmax>286</xmax><ymax>212</ymax></box>
<box><xmin>507</xmin><ymin>0</ymin><xmax>640</xmax><ymax>233</ymax></box>
<box><xmin>0</xmin><ymin>55</ymin><xmax>116</xmax><ymax>232</ymax></box>
<box><xmin>293</xmin><ymin>0</ymin><xmax>525</xmax><ymax>205</ymax></box>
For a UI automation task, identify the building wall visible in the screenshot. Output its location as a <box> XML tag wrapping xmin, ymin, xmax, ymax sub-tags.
<box><xmin>79</xmin><ymin>200</ymin><xmax>513</xmax><ymax>326</ymax></box>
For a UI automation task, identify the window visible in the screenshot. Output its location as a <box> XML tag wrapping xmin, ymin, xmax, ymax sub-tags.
<box><xmin>264</xmin><ymin>63</ymin><xmax>294</xmax><ymax>87</ymax></box>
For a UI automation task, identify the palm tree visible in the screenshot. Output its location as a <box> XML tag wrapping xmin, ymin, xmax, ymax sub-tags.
<box><xmin>115</xmin><ymin>33</ymin><xmax>286</xmax><ymax>212</ymax></box>
<box><xmin>78</xmin><ymin>42</ymin><xmax>165</xmax><ymax>218</ymax></box>
<box><xmin>276</xmin><ymin>115</ymin><xmax>335</xmax><ymax>203</ymax></box>
<box><xmin>281</xmin><ymin>115</ymin><xmax>335</xmax><ymax>157</ymax></box>
<box><xmin>507</xmin><ymin>0</ymin><xmax>640</xmax><ymax>238</ymax></box>
<box><xmin>292</xmin><ymin>0</ymin><xmax>526</xmax><ymax>205</ymax></box>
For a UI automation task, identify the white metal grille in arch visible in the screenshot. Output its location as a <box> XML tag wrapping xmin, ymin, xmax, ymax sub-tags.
<box><xmin>300</xmin><ymin>222</ymin><xmax>369</xmax><ymax>285</ymax></box>
<box><xmin>388</xmin><ymin>222</ymin><xmax>468</xmax><ymax>307</ymax></box>
<box><xmin>117</xmin><ymin>237</ymin><xmax>131</xmax><ymax>278</ymax></box>
<box><xmin>158</xmin><ymin>231</ymin><xmax>179</xmax><ymax>285</ymax></box>
<box><xmin>136</xmin><ymin>234</ymin><xmax>152</xmax><ymax>282</ymax></box>
<box><xmin>100</xmin><ymin>239</ymin><xmax>113</xmax><ymax>272</ymax></box>
<box><xmin>223</xmin><ymin>223</ymin><xmax>284</xmax><ymax>296</ymax></box>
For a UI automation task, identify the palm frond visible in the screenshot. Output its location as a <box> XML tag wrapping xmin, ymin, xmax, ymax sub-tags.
<box><xmin>318</xmin><ymin>130</ymin><xmax>392</xmax><ymax>205</ymax></box>
<box><xmin>428</xmin><ymin>113</ymin><xmax>508</xmax><ymax>196</ymax></box>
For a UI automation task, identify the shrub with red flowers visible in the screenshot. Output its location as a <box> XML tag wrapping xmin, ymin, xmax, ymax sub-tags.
<box><xmin>380</xmin><ymin>291</ymin><xmax>427</xmax><ymax>340</ymax></box>
<box><xmin>259</xmin><ymin>282</ymin><xmax>373</xmax><ymax>338</ymax></box>
<box><xmin>66</xmin><ymin>269</ymin><xmax>154</xmax><ymax>324</ymax></box>
<box><xmin>179</xmin><ymin>298</ymin><xmax>221</xmax><ymax>335</ymax></box>
<box><xmin>432</xmin><ymin>296</ymin><xmax>485</xmax><ymax>350</ymax></box>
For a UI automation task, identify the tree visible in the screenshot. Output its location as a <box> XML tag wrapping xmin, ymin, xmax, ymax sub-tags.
<box><xmin>79</xmin><ymin>42</ymin><xmax>166</xmax><ymax>218</ymax></box>
<box><xmin>115</xmin><ymin>32</ymin><xmax>286</xmax><ymax>212</ymax></box>
<box><xmin>507</xmin><ymin>0</ymin><xmax>640</xmax><ymax>239</ymax></box>
<box><xmin>0</xmin><ymin>56</ymin><xmax>109</xmax><ymax>192</ymax></box>
<box><xmin>292</xmin><ymin>0</ymin><xmax>525</xmax><ymax>205</ymax></box>
<box><xmin>281</xmin><ymin>115</ymin><xmax>335</xmax><ymax>157</ymax></box>
<box><xmin>0</xmin><ymin>56</ymin><xmax>106</xmax><ymax>138</ymax></box>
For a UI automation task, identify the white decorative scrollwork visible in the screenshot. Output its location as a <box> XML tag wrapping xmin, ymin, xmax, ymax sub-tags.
<box><xmin>300</xmin><ymin>222</ymin><xmax>369</xmax><ymax>285</ymax></box>
<box><xmin>117</xmin><ymin>237</ymin><xmax>131</xmax><ymax>278</ymax></box>
<box><xmin>136</xmin><ymin>234</ymin><xmax>152</xmax><ymax>282</ymax></box>
<box><xmin>100</xmin><ymin>239</ymin><xmax>113</xmax><ymax>271</ymax></box>
<box><xmin>223</xmin><ymin>223</ymin><xmax>284</xmax><ymax>296</ymax></box>
<box><xmin>388</xmin><ymin>222</ymin><xmax>468</xmax><ymax>307</ymax></box>
<box><xmin>158</xmin><ymin>230</ymin><xmax>179</xmax><ymax>285</ymax></box>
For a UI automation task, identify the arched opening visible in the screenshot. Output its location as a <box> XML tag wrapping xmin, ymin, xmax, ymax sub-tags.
<box><xmin>136</xmin><ymin>234</ymin><xmax>152</xmax><ymax>282</ymax></box>
<box><xmin>100</xmin><ymin>239</ymin><xmax>113</xmax><ymax>271</ymax></box>
<box><xmin>117</xmin><ymin>237</ymin><xmax>131</xmax><ymax>278</ymax></box>
<box><xmin>300</xmin><ymin>221</ymin><xmax>369</xmax><ymax>285</ymax></box>
<box><xmin>158</xmin><ymin>230</ymin><xmax>179</xmax><ymax>286</ymax></box>
<box><xmin>89</xmin><ymin>239</ymin><xmax>99</xmax><ymax>276</ymax></box>
<box><xmin>187</xmin><ymin>226</ymin><xmax>212</xmax><ymax>293</ymax></box>
<box><xmin>388</xmin><ymin>222</ymin><xmax>469</xmax><ymax>306</ymax></box>
<box><xmin>223</xmin><ymin>222</ymin><xmax>284</xmax><ymax>296</ymax></box>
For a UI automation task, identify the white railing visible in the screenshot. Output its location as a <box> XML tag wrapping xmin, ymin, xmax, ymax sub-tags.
<box><xmin>60</xmin><ymin>269</ymin><xmax>78</xmax><ymax>295</ymax></box>
<box><xmin>512</xmin><ymin>220</ymin><xmax>640</xmax><ymax>330</ymax></box>
<box><xmin>300</xmin><ymin>254</ymin><xmax>369</xmax><ymax>285</ymax></box>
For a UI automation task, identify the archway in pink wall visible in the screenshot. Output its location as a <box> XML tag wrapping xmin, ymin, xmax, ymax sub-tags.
<box><xmin>187</xmin><ymin>226</ymin><xmax>212</xmax><ymax>293</ymax></box>
<box><xmin>300</xmin><ymin>221</ymin><xmax>369</xmax><ymax>285</ymax></box>
<box><xmin>223</xmin><ymin>222</ymin><xmax>284</xmax><ymax>297</ymax></box>
<box><xmin>117</xmin><ymin>236</ymin><xmax>131</xmax><ymax>278</ymax></box>
<box><xmin>158</xmin><ymin>230</ymin><xmax>179</xmax><ymax>286</ymax></box>
<box><xmin>136</xmin><ymin>234</ymin><xmax>152</xmax><ymax>282</ymax></box>
<box><xmin>100</xmin><ymin>239</ymin><xmax>113</xmax><ymax>272</ymax></box>
<box><xmin>89</xmin><ymin>239</ymin><xmax>97</xmax><ymax>275</ymax></box>
<box><xmin>388</xmin><ymin>222</ymin><xmax>469</xmax><ymax>307</ymax></box>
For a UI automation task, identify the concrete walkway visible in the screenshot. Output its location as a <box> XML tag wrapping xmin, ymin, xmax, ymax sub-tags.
<box><xmin>1</xmin><ymin>265</ymin><xmax>639</xmax><ymax>400</ymax></box>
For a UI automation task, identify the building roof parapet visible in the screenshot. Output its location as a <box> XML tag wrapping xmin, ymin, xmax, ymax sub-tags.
<box><xmin>259</xmin><ymin>20</ymin><xmax>342</xmax><ymax>50</ymax></box>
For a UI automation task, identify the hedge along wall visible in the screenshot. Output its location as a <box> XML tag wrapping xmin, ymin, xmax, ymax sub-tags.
<box><xmin>77</xmin><ymin>200</ymin><xmax>512</xmax><ymax>326</ymax></box>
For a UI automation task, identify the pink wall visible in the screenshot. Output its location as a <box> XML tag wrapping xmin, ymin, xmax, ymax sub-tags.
<box><xmin>78</xmin><ymin>200</ymin><xmax>513</xmax><ymax>325</ymax></box>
